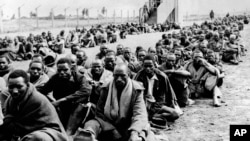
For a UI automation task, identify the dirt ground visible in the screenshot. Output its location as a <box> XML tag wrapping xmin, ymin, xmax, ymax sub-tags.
<box><xmin>166</xmin><ymin>25</ymin><xmax>250</xmax><ymax>141</ymax></box>
<box><xmin>10</xmin><ymin>24</ymin><xmax>250</xmax><ymax>141</ymax></box>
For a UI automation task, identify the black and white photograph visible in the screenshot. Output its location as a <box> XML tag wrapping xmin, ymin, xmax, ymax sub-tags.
<box><xmin>0</xmin><ymin>0</ymin><xmax>250</xmax><ymax>141</ymax></box>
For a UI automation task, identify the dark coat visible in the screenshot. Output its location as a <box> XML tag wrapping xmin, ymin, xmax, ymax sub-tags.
<box><xmin>0</xmin><ymin>83</ymin><xmax>68</xmax><ymax>141</ymax></box>
<box><xmin>38</xmin><ymin>70</ymin><xmax>92</xmax><ymax>104</ymax></box>
<box><xmin>134</xmin><ymin>68</ymin><xmax>178</xmax><ymax>113</ymax></box>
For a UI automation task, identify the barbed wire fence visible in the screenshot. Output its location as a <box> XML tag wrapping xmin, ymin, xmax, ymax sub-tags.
<box><xmin>0</xmin><ymin>6</ymin><xmax>139</xmax><ymax>34</ymax></box>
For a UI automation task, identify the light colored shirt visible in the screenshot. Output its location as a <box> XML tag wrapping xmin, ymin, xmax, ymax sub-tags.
<box><xmin>146</xmin><ymin>74</ymin><xmax>158</xmax><ymax>103</ymax></box>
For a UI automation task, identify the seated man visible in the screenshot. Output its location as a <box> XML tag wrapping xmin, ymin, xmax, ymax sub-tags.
<box><xmin>116</xmin><ymin>44</ymin><xmax>124</xmax><ymax>56</ymax></box>
<box><xmin>0</xmin><ymin>77</ymin><xmax>6</xmax><ymax>125</ymax></box>
<box><xmin>0</xmin><ymin>37</ymin><xmax>19</xmax><ymax>61</ymax></box>
<box><xmin>71</xmin><ymin>44</ymin><xmax>80</xmax><ymax>55</ymax></box>
<box><xmin>159</xmin><ymin>53</ymin><xmax>193</xmax><ymax>107</ymax></box>
<box><xmin>104</xmin><ymin>50</ymin><xmax>123</xmax><ymax>72</ymax></box>
<box><xmin>119</xmin><ymin>47</ymin><xmax>141</xmax><ymax>73</ymax></box>
<box><xmin>37</xmin><ymin>58</ymin><xmax>92</xmax><ymax>129</ymax></box>
<box><xmin>0</xmin><ymin>70</ymin><xmax>68</xmax><ymax>141</ymax></box>
<box><xmin>80</xmin><ymin>32</ymin><xmax>96</xmax><ymax>48</ymax></box>
<box><xmin>222</xmin><ymin>34</ymin><xmax>241</xmax><ymax>65</ymax></box>
<box><xmin>84</xmin><ymin>59</ymin><xmax>113</xmax><ymax>105</ymax></box>
<box><xmin>184</xmin><ymin>50</ymin><xmax>222</xmax><ymax>107</ymax></box>
<box><xmin>28</xmin><ymin>60</ymin><xmax>49</xmax><ymax>89</ymax></box>
<box><xmin>104</xmin><ymin>51</ymin><xmax>136</xmax><ymax>79</ymax></box>
<box><xmin>17</xmin><ymin>37</ymin><xmax>34</xmax><ymax>60</ymax></box>
<box><xmin>134</xmin><ymin>55</ymin><xmax>182</xmax><ymax>126</ymax></box>
<box><xmin>0</xmin><ymin>56</ymin><xmax>14</xmax><ymax>81</ymax></box>
<box><xmin>39</xmin><ymin>53</ymin><xmax>57</xmax><ymax>78</ymax></box>
<box><xmin>76</xmin><ymin>49</ymin><xmax>92</xmax><ymax>70</ymax></box>
<box><xmin>207</xmin><ymin>50</ymin><xmax>225</xmax><ymax>87</ymax></box>
<box><xmin>65</xmin><ymin>31</ymin><xmax>78</xmax><ymax>49</ymax></box>
<box><xmin>75</xmin><ymin>64</ymin><xmax>154</xmax><ymax>141</ymax></box>
<box><xmin>96</xmin><ymin>43</ymin><xmax>108</xmax><ymax>60</ymax></box>
<box><xmin>136</xmin><ymin>49</ymin><xmax>147</xmax><ymax>66</ymax></box>
<box><xmin>54</xmin><ymin>35</ymin><xmax>65</xmax><ymax>54</ymax></box>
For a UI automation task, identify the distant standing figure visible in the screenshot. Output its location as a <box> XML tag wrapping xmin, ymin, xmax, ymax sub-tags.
<box><xmin>210</xmin><ymin>10</ymin><xmax>214</xmax><ymax>20</ymax></box>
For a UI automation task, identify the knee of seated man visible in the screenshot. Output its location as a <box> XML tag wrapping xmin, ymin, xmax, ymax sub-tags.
<box><xmin>21</xmin><ymin>131</ymin><xmax>53</xmax><ymax>141</ymax></box>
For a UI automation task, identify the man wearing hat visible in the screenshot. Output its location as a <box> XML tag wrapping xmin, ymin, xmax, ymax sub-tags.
<box><xmin>222</xmin><ymin>34</ymin><xmax>241</xmax><ymax>64</ymax></box>
<box><xmin>184</xmin><ymin>50</ymin><xmax>222</xmax><ymax>107</ymax></box>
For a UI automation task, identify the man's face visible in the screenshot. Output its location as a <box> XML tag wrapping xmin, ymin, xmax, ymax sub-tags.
<box><xmin>138</xmin><ymin>51</ymin><xmax>146</xmax><ymax>62</ymax></box>
<box><xmin>57</xmin><ymin>63</ymin><xmax>72</xmax><ymax>80</ymax></box>
<box><xmin>48</xmin><ymin>33</ymin><xmax>52</xmax><ymax>37</ymax></box>
<box><xmin>72</xmin><ymin>46</ymin><xmax>80</xmax><ymax>55</ymax></box>
<box><xmin>143</xmin><ymin>60</ymin><xmax>155</xmax><ymax>75</ymax></box>
<box><xmin>123</xmin><ymin>49</ymin><xmax>131</xmax><ymax>60</ymax></box>
<box><xmin>8</xmin><ymin>77</ymin><xmax>28</xmax><ymax>100</ymax></box>
<box><xmin>166</xmin><ymin>58</ymin><xmax>176</xmax><ymax>68</ymax></box>
<box><xmin>199</xmin><ymin>35</ymin><xmax>205</xmax><ymax>42</ymax></box>
<box><xmin>29</xmin><ymin>63</ymin><xmax>43</xmax><ymax>79</ymax></box>
<box><xmin>91</xmin><ymin>62</ymin><xmax>103</xmax><ymax>75</ymax></box>
<box><xmin>156</xmin><ymin>47</ymin><xmax>162</xmax><ymax>55</ymax></box>
<box><xmin>148</xmin><ymin>49</ymin><xmax>156</xmax><ymax>56</ymax></box>
<box><xmin>230</xmin><ymin>37</ymin><xmax>235</xmax><ymax>43</ymax></box>
<box><xmin>0</xmin><ymin>57</ymin><xmax>9</xmax><ymax>70</ymax></box>
<box><xmin>69</xmin><ymin>56</ymin><xmax>77</xmax><ymax>67</ymax></box>
<box><xmin>114</xmin><ymin>67</ymin><xmax>128</xmax><ymax>89</ymax></box>
<box><xmin>214</xmin><ymin>35</ymin><xmax>219</xmax><ymax>41</ymax></box>
<box><xmin>168</xmin><ymin>34</ymin><xmax>172</xmax><ymax>39</ymax></box>
<box><xmin>193</xmin><ymin>56</ymin><xmax>203</xmax><ymax>66</ymax></box>
<box><xmin>175</xmin><ymin>52</ymin><xmax>181</xmax><ymax>61</ymax></box>
<box><xmin>207</xmin><ymin>53</ymin><xmax>216</xmax><ymax>64</ymax></box>
<box><xmin>100</xmin><ymin>45</ymin><xmax>108</xmax><ymax>54</ymax></box>
<box><xmin>30</xmin><ymin>37</ymin><xmax>35</xmax><ymax>42</ymax></box>
<box><xmin>104</xmin><ymin>56</ymin><xmax>116</xmax><ymax>71</ymax></box>
<box><xmin>76</xmin><ymin>52</ymin><xmax>85</xmax><ymax>65</ymax></box>
<box><xmin>116</xmin><ymin>45</ymin><xmax>123</xmax><ymax>55</ymax></box>
<box><xmin>199</xmin><ymin>43</ymin><xmax>207</xmax><ymax>52</ymax></box>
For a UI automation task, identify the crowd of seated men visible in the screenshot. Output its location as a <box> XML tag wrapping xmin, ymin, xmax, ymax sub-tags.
<box><xmin>0</xmin><ymin>14</ymin><xmax>248</xmax><ymax>141</ymax></box>
<box><xmin>0</xmin><ymin>22</ymin><xmax>178</xmax><ymax>63</ymax></box>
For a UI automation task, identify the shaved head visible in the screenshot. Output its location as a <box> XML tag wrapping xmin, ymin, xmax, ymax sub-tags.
<box><xmin>113</xmin><ymin>63</ymin><xmax>129</xmax><ymax>90</ymax></box>
<box><xmin>114</xmin><ymin>63</ymin><xmax>129</xmax><ymax>75</ymax></box>
<box><xmin>91</xmin><ymin>59</ymin><xmax>103</xmax><ymax>67</ymax></box>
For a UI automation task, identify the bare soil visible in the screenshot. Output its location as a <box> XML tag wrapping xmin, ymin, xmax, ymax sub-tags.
<box><xmin>166</xmin><ymin>25</ymin><xmax>250</xmax><ymax>141</ymax></box>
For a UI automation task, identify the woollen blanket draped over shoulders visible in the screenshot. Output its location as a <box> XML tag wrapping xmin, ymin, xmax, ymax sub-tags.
<box><xmin>0</xmin><ymin>83</ymin><xmax>68</xmax><ymax>141</ymax></box>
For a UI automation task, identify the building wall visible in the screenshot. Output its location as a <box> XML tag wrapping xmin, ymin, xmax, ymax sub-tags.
<box><xmin>157</xmin><ymin>0</ymin><xmax>176</xmax><ymax>24</ymax></box>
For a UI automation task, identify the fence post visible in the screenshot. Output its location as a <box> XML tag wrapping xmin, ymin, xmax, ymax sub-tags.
<box><xmin>35</xmin><ymin>5</ymin><xmax>41</xmax><ymax>28</ymax></box>
<box><xmin>127</xmin><ymin>10</ymin><xmax>129</xmax><ymax>22</ymax></box>
<box><xmin>76</xmin><ymin>8</ymin><xmax>79</xmax><ymax>27</ymax></box>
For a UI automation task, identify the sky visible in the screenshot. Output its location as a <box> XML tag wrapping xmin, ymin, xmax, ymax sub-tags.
<box><xmin>180</xmin><ymin>0</ymin><xmax>250</xmax><ymax>15</ymax></box>
<box><xmin>1</xmin><ymin>0</ymin><xmax>250</xmax><ymax>19</ymax></box>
